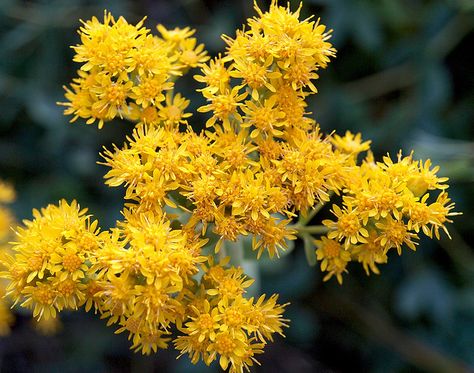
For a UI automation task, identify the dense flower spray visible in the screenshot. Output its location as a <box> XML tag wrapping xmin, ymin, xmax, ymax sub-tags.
<box><xmin>0</xmin><ymin>180</ymin><xmax>64</xmax><ymax>336</ymax></box>
<box><xmin>1</xmin><ymin>1</ymin><xmax>458</xmax><ymax>372</ymax></box>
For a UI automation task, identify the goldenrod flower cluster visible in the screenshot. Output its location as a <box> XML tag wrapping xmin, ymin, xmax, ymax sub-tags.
<box><xmin>1</xmin><ymin>200</ymin><xmax>102</xmax><ymax>320</ymax></box>
<box><xmin>101</xmin><ymin>1</ymin><xmax>342</xmax><ymax>261</ymax></box>
<box><xmin>175</xmin><ymin>257</ymin><xmax>288</xmax><ymax>371</ymax></box>
<box><xmin>1</xmin><ymin>198</ymin><xmax>287</xmax><ymax>371</ymax></box>
<box><xmin>1</xmin><ymin>181</ymin><xmax>65</xmax><ymax>336</ymax></box>
<box><xmin>317</xmin><ymin>144</ymin><xmax>459</xmax><ymax>283</ymax></box>
<box><xmin>1</xmin><ymin>1</ymin><xmax>458</xmax><ymax>372</ymax></box>
<box><xmin>60</xmin><ymin>12</ymin><xmax>208</xmax><ymax>128</ymax></box>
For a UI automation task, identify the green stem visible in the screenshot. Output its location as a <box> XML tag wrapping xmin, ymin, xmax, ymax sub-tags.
<box><xmin>218</xmin><ymin>239</ymin><xmax>228</xmax><ymax>262</ymax></box>
<box><xmin>298</xmin><ymin>192</ymin><xmax>334</xmax><ymax>226</ymax></box>
<box><xmin>299</xmin><ymin>202</ymin><xmax>324</xmax><ymax>226</ymax></box>
<box><xmin>224</xmin><ymin>238</ymin><xmax>244</xmax><ymax>266</ymax></box>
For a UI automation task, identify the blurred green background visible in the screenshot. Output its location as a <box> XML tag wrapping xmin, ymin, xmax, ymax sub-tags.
<box><xmin>0</xmin><ymin>0</ymin><xmax>473</xmax><ymax>372</ymax></box>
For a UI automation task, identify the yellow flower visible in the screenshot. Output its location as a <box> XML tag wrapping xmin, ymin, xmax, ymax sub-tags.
<box><xmin>175</xmin><ymin>333</ymin><xmax>211</xmax><ymax>365</ymax></box>
<box><xmin>53</xmin><ymin>276</ymin><xmax>87</xmax><ymax>310</ymax></box>
<box><xmin>59</xmin><ymin>71</ymin><xmax>109</xmax><ymax>128</ymax></box>
<box><xmin>131</xmin><ymin>330</ymin><xmax>171</xmax><ymax>355</ymax></box>
<box><xmin>91</xmin><ymin>75</ymin><xmax>133</xmax><ymax>119</ymax></box>
<box><xmin>315</xmin><ymin>236</ymin><xmax>351</xmax><ymax>284</ymax></box>
<box><xmin>246</xmin><ymin>294</ymin><xmax>289</xmax><ymax>342</ymax></box>
<box><xmin>173</xmin><ymin>261</ymin><xmax>287</xmax><ymax>371</ymax></box>
<box><xmin>273</xmin><ymin>84</ymin><xmax>308</xmax><ymax>126</ymax></box>
<box><xmin>126</xmin><ymin>35</ymin><xmax>177</xmax><ymax>76</ymax></box>
<box><xmin>331</xmin><ymin>131</ymin><xmax>371</xmax><ymax>157</ymax></box>
<box><xmin>207</xmin><ymin>330</ymin><xmax>249</xmax><ymax>371</ymax></box>
<box><xmin>428</xmin><ymin>192</ymin><xmax>460</xmax><ymax>240</ymax></box>
<box><xmin>409</xmin><ymin>158</ymin><xmax>449</xmax><ymax>196</ymax></box>
<box><xmin>184</xmin><ymin>300</ymin><xmax>221</xmax><ymax>343</ymax></box>
<box><xmin>352</xmin><ymin>230</ymin><xmax>388</xmax><ymax>275</ymax></box>
<box><xmin>241</xmin><ymin>95</ymin><xmax>286</xmax><ymax>138</ymax></box>
<box><xmin>231</xmin><ymin>171</ymin><xmax>274</xmax><ymax>221</ymax></box>
<box><xmin>252</xmin><ymin>217</ymin><xmax>296</xmax><ymax>259</ymax></box>
<box><xmin>177</xmin><ymin>37</ymin><xmax>209</xmax><ymax>69</ymax></box>
<box><xmin>73</xmin><ymin>12</ymin><xmax>148</xmax><ymax>76</ymax></box>
<box><xmin>198</xmin><ymin>86</ymin><xmax>247</xmax><ymax>129</ymax></box>
<box><xmin>229</xmin><ymin>56</ymin><xmax>280</xmax><ymax>100</ymax></box>
<box><xmin>20</xmin><ymin>282</ymin><xmax>58</xmax><ymax>320</ymax></box>
<box><xmin>205</xmin><ymin>264</ymin><xmax>254</xmax><ymax>300</ymax></box>
<box><xmin>376</xmin><ymin>216</ymin><xmax>418</xmax><ymax>255</ymax></box>
<box><xmin>3</xmin><ymin>200</ymin><xmax>102</xmax><ymax>319</ymax></box>
<box><xmin>49</xmin><ymin>244</ymin><xmax>89</xmax><ymax>281</ymax></box>
<box><xmin>157</xmin><ymin>93</ymin><xmax>192</xmax><ymax>127</ymax></box>
<box><xmin>403</xmin><ymin>193</ymin><xmax>440</xmax><ymax>237</ymax></box>
<box><xmin>157</xmin><ymin>24</ymin><xmax>195</xmax><ymax>44</ymax></box>
<box><xmin>62</xmin><ymin>12</ymin><xmax>198</xmax><ymax>128</ymax></box>
<box><xmin>213</xmin><ymin>211</ymin><xmax>247</xmax><ymax>253</ymax></box>
<box><xmin>130</xmin><ymin>74</ymin><xmax>173</xmax><ymax>108</ymax></box>
<box><xmin>324</xmin><ymin>204</ymin><xmax>369</xmax><ymax>248</ymax></box>
<box><xmin>212</xmin><ymin>130</ymin><xmax>257</xmax><ymax>170</ymax></box>
<box><xmin>116</xmin><ymin>314</ymin><xmax>171</xmax><ymax>355</ymax></box>
<box><xmin>194</xmin><ymin>55</ymin><xmax>231</xmax><ymax>94</ymax></box>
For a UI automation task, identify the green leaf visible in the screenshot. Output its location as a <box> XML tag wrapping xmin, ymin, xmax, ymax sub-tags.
<box><xmin>303</xmin><ymin>234</ymin><xmax>317</xmax><ymax>266</ymax></box>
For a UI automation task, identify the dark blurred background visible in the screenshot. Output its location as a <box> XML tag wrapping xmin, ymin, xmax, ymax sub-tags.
<box><xmin>0</xmin><ymin>0</ymin><xmax>473</xmax><ymax>372</ymax></box>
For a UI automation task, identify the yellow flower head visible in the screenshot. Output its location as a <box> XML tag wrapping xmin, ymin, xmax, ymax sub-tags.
<box><xmin>3</xmin><ymin>200</ymin><xmax>102</xmax><ymax>320</ymax></box>
<box><xmin>61</xmin><ymin>11</ymin><xmax>205</xmax><ymax>128</ymax></box>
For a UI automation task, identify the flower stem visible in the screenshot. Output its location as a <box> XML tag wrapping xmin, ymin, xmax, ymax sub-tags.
<box><xmin>298</xmin><ymin>192</ymin><xmax>333</xmax><ymax>226</ymax></box>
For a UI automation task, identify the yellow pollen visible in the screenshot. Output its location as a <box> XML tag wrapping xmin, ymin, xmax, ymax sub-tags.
<box><xmin>10</xmin><ymin>264</ymin><xmax>26</xmax><ymax>281</ymax></box>
<box><xmin>126</xmin><ymin>317</ymin><xmax>141</xmax><ymax>333</ymax></box>
<box><xmin>386</xmin><ymin>221</ymin><xmax>406</xmax><ymax>242</ymax></box>
<box><xmin>207</xmin><ymin>266</ymin><xmax>225</xmax><ymax>282</ymax></box>
<box><xmin>208</xmin><ymin>69</ymin><xmax>229</xmax><ymax>87</ymax></box>
<box><xmin>34</xmin><ymin>287</ymin><xmax>55</xmax><ymax>305</ymax></box>
<box><xmin>27</xmin><ymin>255</ymin><xmax>43</xmax><ymax>271</ymax></box>
<box><xmin>106</xmin><ymin>84</ymin><xmax>126</xmax><ymax>104</ymax></box>
<box><xmin>377</xmin><ymin>191</ymin><xmax>397</xmax><ymax>208</ymax></box>
<box><xmin>142</xmin><ymin>80</ymin><xmax>161</xmax><ymax>98</ymax></box>
<box><xmin>253</xmin><ymin>107</ymin><xmax>272</xmax><ymax>130</ymax></box>
<box><xmin>198</xmin><ymin>314</ymin><xmax>214</xmax><ymax>330</ymax></box>
<box><xmin>105</xmin><ymin>54</ymin><xmax>126</xmax><ymax>72</ymax></box>
<box><xmin>243</xmin><ymin>64</ymin><xmax>266</xmax><ymax>88</ymax></box>
<box><xmin>221</xmin><ymin>278</ymin><xmax>243</xmax><ymax>297</ymax></box>
<box><xmin>324</xmin><ymin>240</ymin><xmax>340</xmax><ymax>258</ymax></box>
<box><xmin>78</xmin><ymin>234</ymin><xmax>98</xmax><ymax>251</ymax></box>
<box><xmin>224</xmin><ymin>310</ymin><xmax>242</xmax><ymax>326</ymax></box>
<box><xmin>410</xmin><ymin>205</ymin><xmax>430</xmax><ymax>223</ymax></box>
<box><xmin>215</xmin><ymin>334</ymin><xmax>236</xmax><ymax>355</ymax></box>
<box><xmin>63</xmin><ymin>253</ymin><xmax>82</xmax><ymax>272</ymax></box>
<box><xmin>213</xmin><ymin>96</ymin><xmax>235</xmax><ymax>117</ymax></box>
<box><xmin>338</xmin><ymin>214</ymin><xmax>360</xmax><ymax>235</ymax></box>
<box><xmin>57</xmin><ymin>280</ymin><xmax>75</xmax><ymax>296</ymax></box>
<box><xmin>86</xmin><ymin>281</ymin><xmax>102</xmax><ymax>297</ymax></box>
